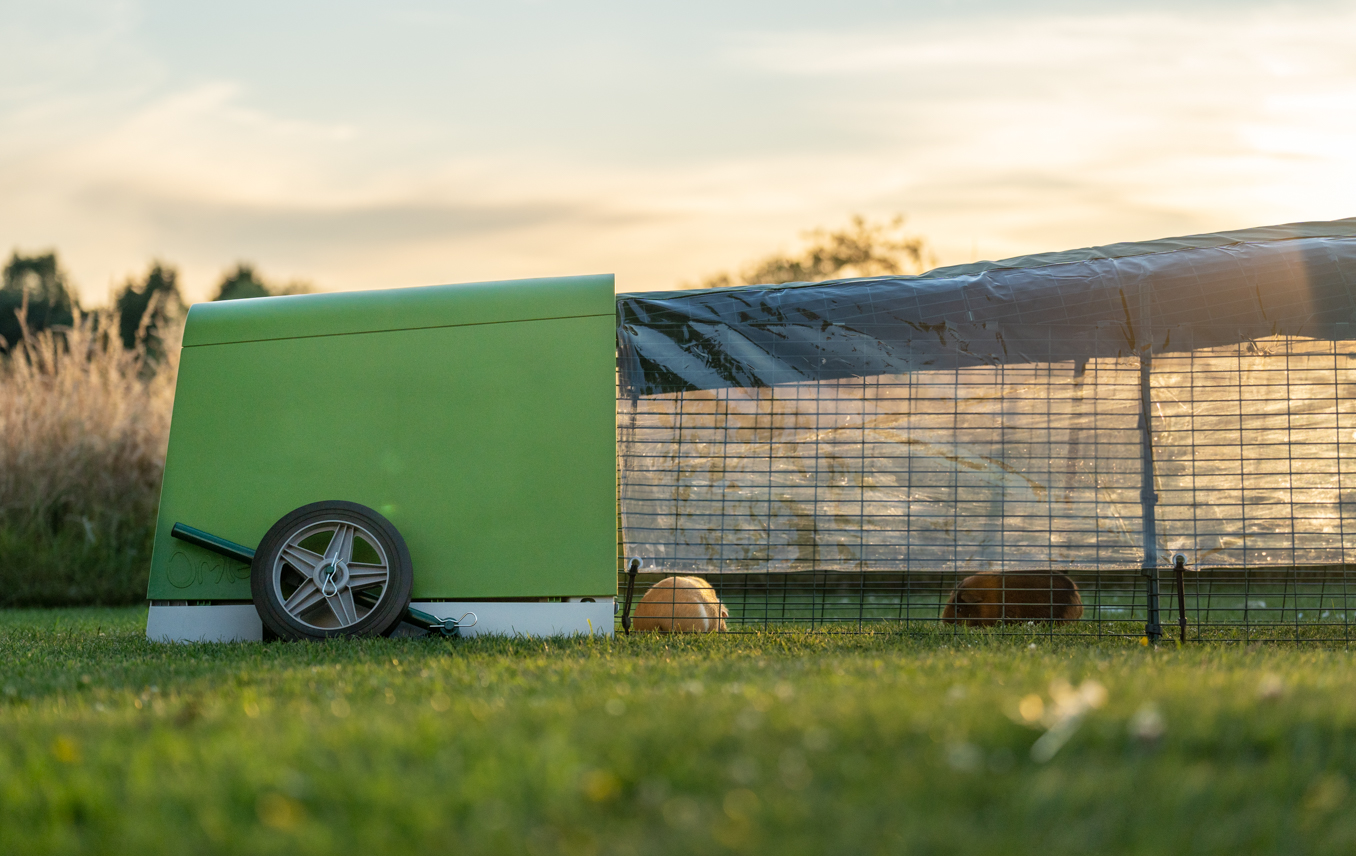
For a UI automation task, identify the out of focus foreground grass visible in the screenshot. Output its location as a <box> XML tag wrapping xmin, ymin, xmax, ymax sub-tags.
<box><xmin>3</xmin><ymin>608</ymin><xmax>1356</xmax><ymax>855</ymax></box>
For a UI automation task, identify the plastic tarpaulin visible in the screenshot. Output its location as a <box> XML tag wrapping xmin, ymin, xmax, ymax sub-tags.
<box><xmin>617</xmin><ymin>218</ymin><xmax>1356</xmax><ymax>397</ymax></box>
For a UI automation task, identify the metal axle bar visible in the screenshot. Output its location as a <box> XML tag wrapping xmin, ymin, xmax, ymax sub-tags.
<box><xmin>170</xmin><ymin>521</ymin><xmax>465</xmax><ymax>637</ymax></box>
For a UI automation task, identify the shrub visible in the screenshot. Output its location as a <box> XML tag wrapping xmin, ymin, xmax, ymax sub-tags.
<box><xmin>113</xmin><ymin>262</ymin><xmax>185</xmax><ymax>358</ymax></box>
<box><xmin>0</xmin><ymin>252</ymin><xmax>79</xmax><ymax>353</ymax></box>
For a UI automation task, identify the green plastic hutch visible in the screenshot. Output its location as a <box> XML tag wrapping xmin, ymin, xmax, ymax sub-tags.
<box><xmin>145</xmin><ymin>274</ymin><xmax>617</xmax><ymax>641</ymax></box>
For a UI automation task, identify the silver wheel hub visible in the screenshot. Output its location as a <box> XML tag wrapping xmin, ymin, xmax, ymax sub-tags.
<box><xmin>272</xmin><ymin>519</ymin><xmax>390</xmax><ymax>630</ymax></box>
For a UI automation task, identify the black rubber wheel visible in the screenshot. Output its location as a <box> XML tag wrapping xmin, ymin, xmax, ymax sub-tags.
<box><xmin>251</xmin><ymin>500</ymin><xmax>413</xmax><ymax>641</ymax></box>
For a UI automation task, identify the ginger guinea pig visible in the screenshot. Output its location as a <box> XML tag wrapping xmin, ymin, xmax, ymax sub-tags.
<box><xmin>632</xmin><ymin>576</ymin><xmax>728</xmax><ymax>632</ymax></box>
<box><xmin>942</xmin><ymin>571</ymin><xmax>1082</xmax><ymax>627</ymax></box>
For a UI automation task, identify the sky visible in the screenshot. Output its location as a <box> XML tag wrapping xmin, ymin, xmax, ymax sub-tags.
<box><xmin>2</xmin><ymin>0</ymin><xmax>1355</xmax><ymax>303</ymax></box>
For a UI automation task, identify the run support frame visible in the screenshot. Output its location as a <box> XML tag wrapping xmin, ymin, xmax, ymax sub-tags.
<box><xmin>1133</xmin><ymin>301</ymin><xmax>1166</xmax><ymax>643</ymax></box>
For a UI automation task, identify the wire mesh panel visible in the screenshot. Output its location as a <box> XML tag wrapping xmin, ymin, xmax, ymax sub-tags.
<box><xmin>616</xmin><ymin>221</ymin><xmax>1356</xmax><ymax>639</ymax></box>
<box><xmin>1152</xmin><ymin>336</ymin><xmax>1356</xmax><ymax>641</ymax></box>
<box><xmin>619</xmin><ymin>355</ymin><xmax>1150</xmax><ymax>635</ymax></box>
<box><xmin>619</xmin><ymin>336</ymin><xmax>1356</xmax><ymax>639</ymax></box>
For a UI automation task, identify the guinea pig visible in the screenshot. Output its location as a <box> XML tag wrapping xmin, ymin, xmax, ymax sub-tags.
<box><xmin>632</xmin><ymin>576</ymin><xmax>729</xmax><ymax>632</ymax></box>
<box><xmin>941</xmin><ymin>571</ymin><xmax>1083</xmax><ymax>627</ymax></box>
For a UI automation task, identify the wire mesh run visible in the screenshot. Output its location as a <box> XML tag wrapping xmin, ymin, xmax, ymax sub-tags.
<box><xmin>617</xmin><ymin>335</ymin><xmax>1356</xmax><ymax>641</ymax></box>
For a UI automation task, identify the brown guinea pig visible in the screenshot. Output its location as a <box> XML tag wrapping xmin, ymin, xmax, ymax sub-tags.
<box><xmin>632</xmin><ymin>576</ymin><xmax>728</xmax><ymax>632</ymax></box>
<box><xmin>942</xmin><ymin>571</ymin><xmax>1083</xmax><ymax>627</ymax></box>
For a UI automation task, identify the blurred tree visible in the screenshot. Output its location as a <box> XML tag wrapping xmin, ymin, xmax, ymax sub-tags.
<box><xmin>114</xmin><ymin>262</ymin><xmax>186</xmax><ymax>354</ymax></box>
<box><xmin>213</xmin><ymin>263</ymin><xmax>271</xmax><ymax>301</ymax></box>
<box><xmin>212</xmin><ymin>263</ymin><xmax>313</xmax><ymax>301</ymax></box>
<box><xmin>0</xmin><ymin>252</ymin><xmax>78</xmax><ymax>352</ymax></box>
<box><xmin>689</xmin><ymin>215</ymin><xmax>932</xmax><ymax>289</ymax></box>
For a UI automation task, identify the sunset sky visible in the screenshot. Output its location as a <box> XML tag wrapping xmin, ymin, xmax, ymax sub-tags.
<box><xmin>3</xmin><ymin>0</ymin><xmax>1355</xmax><ymax>303</ymax></box>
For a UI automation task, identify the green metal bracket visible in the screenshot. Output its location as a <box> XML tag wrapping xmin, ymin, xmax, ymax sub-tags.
<box><xmin>170</xmin><ymin>523</ymin><xmax>255</xmax><ymax>565</ymax></box>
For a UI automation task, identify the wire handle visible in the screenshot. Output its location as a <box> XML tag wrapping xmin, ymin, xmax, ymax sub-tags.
<box><xmin>404</xmin><ymin>606</ymin><xmax>476</xmax><ymax>637</ymax></box>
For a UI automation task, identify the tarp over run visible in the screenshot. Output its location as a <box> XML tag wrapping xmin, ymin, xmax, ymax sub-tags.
<box><xmin>617</xmin><ymin>218</ymin><xmax>1356</xmax><ymax>397</ymax></box>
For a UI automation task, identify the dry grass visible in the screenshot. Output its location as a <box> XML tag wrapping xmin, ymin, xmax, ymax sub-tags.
<box><xmin>0</xmin><ymin>303</ymin><xmax>178</xmax><ymax>605</ymax></box>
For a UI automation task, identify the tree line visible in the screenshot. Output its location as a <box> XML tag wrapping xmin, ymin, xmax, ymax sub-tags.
<box><xmin>685</xmin><ymin>215</ymin><xmax>932</xmax><ymax>290</ymax></box>
<box><xmin>0</xmin><ymin>252</ymin><xmax>311</xmax><ymax>354</ymax></box>
<box><xmin>3</xmin><ymin>214</ymin><xmax>929</xmax><ymax>352</ymax></box>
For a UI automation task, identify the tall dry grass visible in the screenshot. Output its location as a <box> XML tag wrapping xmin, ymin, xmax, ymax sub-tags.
<box><xmin>0</xmin><ymin>302</ymin><xmax>178</xmax><ymax>605</ymax></box>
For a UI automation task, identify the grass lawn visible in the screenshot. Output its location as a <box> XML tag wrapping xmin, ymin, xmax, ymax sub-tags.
<box><xmin>4</xmin><ymin>609</ymin><xmax>1356</xmax><ymax>855</ymax></box>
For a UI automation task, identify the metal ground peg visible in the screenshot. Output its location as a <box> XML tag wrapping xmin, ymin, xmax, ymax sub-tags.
<box><xmin>1142</xmin><ymin>563</ymin><xmax>1162</xmax><ymax>643</ymax></box>
<box><xmin>1173</xmin><ymin>554</ymin><xmax>1188</xmax><ymax>643</ymax></box>
<box><xmin>620</xmin><ymin>557</ymin><xmax>641</xmax><ymax>635</ymax></box>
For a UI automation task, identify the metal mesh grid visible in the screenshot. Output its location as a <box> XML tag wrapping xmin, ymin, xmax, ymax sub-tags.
<box><xmin>617</xmin><ymin>335</ymin><xmax>1356</xmax><ymax>641</ymax></box>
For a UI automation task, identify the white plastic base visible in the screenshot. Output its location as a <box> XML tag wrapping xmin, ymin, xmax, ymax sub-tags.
<box><xmin>147</xmin><ymin>604</ymin><xmax>264</xmax><ymax>642</ymax></box>
<box><xmin>413</xmin><ymin>599</ymin><xmax>614</xmax><ymax>638</ymax></box>
<box><xmin>145</xmin><ymin>599</ymin><xmax>615</xmax><ymax>642</ymax></box>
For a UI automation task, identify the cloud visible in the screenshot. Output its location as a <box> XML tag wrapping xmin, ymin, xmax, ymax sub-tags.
<box><xmin>1</xmin><ymin>3</ymin><xmax>1354</xmax><ymax>301</ymax></box>
<box><xmin>724</xmin><ymin>7</ymin><xmax>1356</xmax><ymax>258</ymax></box>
